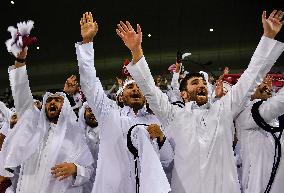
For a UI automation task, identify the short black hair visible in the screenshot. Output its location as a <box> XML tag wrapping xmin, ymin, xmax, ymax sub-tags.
<box><xmin>179</xmin><ymin>73</ymin><xmax>205</xmax><ymax>92</ymax></box>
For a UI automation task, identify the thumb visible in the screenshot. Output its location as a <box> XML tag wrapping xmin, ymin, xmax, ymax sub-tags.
<box><xmin>262</xmin><ymin>11</ymin><xmax>267</xmax><ymax>23</ymax></box>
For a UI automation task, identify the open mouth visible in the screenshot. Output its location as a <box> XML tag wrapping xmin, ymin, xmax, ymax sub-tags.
<box><xmin>89</xmin><ymin>116</ymin><xmax>96</xmax><ymax>121</ymax></box>
<box><xmin>197</xmin><ymin>90</ymin><xmax>206</xmax><ymax>97</ymax></box>
<box><xmin>131</xmin><ymin>93</ymin><xmax>141</xmax><ymax>100</ymax></box>
<box><xmin>49</xmin><ymin>105</ymin><xmax>57</xmax><ymax>113</ymax></box>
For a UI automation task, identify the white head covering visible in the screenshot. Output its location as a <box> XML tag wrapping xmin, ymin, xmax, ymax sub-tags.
<box><xmin>116</xmin><ymin>87</ymin><xmax>123</xmax><ymax>97</ymax></box>
<box><xmin>1</xmin><ymin>92</ymin><xmax>93</xmax><ymax>192</ymax></box>
<box><xmin>122</xmin><ymin>79</ymin><xmax>136</xmax><ymax>90</ymax></box>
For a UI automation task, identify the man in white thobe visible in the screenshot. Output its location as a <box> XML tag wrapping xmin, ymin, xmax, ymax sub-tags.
<box><xmin>235</xmin><ymin>77</ymin><xmax>284</xmax><ymax>193</ymax></box>
<box><xmin>76</xmin><ymin>12</ymin><xmax>172</xmax><ymax>193</ymax></box>
<box><xmin>78</xmin><ymin>102</ymin><xmax>101</xmax><ymax>193</ymax></box>
<box><xmin>115</xmin><ymin>10</ymin><xmax>284</xmax><ymax>193</ymax></box>
<box><xmin>0</xmin><ymin>47</ymin><xmax>94</xmax><ymax>193</ymax></box>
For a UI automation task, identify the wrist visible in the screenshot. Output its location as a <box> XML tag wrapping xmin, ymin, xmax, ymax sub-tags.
<box><xmin>15</xmin><ymin>58</ymin><xmax>26</xmax><ymax>63</ymax></box>
<box><xmin>263</xmin><ymin>32</ymin><xmax>275</xmax><ymax>39</ymax></box>
<box><xmin>82</xmin><ymin>37</ymin><xmax>93</xmax><ymax>44</ymax></box>
<box><xmin>131</xmin><ymin>47</ymin><xmax>143</xmax><ymax>64</ymax></box>
<box><xmin>14</xmin><ymin>59</ymin><xmax>26</xmax><ymax>68</ymax></box>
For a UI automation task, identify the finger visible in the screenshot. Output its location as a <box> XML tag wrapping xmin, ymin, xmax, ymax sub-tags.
<box><xmin>137</xmin><ymin>24</ymin><xmax>142</xmax><ymax>34</ymax></box>
<box><xmin>275</xmin><ymin>10</ymin><xmax>283</xmax><ymax>20</ymax></box>
<box><xmin>278</xmin><ymin>11</ymin><xmax>284</xmax><ymax>21</ymax></box>
<box><xmin>116</xmin><ymin>29</ymin><xmax>125</xmax><ymax>39</ymax></box>
<box><xmin>261</xmin><ymin>11</ymin><xmax>266</xmax><ymax>22</ymax></box>
<box><xmin>51</xmin><ymin>168</ymin><xmax>64</xmax><ymax>175</ymax></box>
<box><xmin>120</xmin><ymin>21</ymin><xmax>129</xmax><ymax>33</ymax></box>
<box><xmin>137</xmin><ymin>24</ymin><xmax>142</xmax><ymax>41</ymax></box>
<box><xmin>269</xmin><ymin>10</ymin><xmax>277</xmax><ymax>20</ymax></box>
<box><xmin>59</xmin><ymin>173</ymin><xmax>71</xmax><ymax>181</ymax></box>
<box><xmin>87</xmin><ymin>12</ymin><xmax>92</xmax><ymax>23</ymax></box>
<box><xmin>83</xmin><ymin>13</ymin><xmax>87</xmax><ymax>24</ymax></box>
<box><xmin>55</xmin><ymin>170</ymin><xmax>68</xmax><ymax>178</ymax></box>
<box><xmin>117</xmin><ymin>24</ymin><xmax>126</xmax><ymax>35</ymax></box>
<box><xmin>126</xmin><ymin>21</ymin><xmax>134</xmax><ymax>31</ymax></box>
<box><xmin>262</xmin><ymin>11</ymin><xmax>267</xmax><ymax>22</ymax></box>
<box><xmin>89</xmin><ymin>12</ymin><xmax>93</xmax><ymax>23</ymax></box>
<box><xmin>80</xmin><ymin>18</ymin><xmax>83</xmax><ymax>26</ymax></box>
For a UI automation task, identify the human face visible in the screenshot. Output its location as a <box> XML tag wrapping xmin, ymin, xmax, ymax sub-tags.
<box><xmin>181</xmin><ymin>77</ymin><xmax>208</xmax><ymax>105</ymax></box>
<box><xmin>84</xmin><ymin>107</ymin><xmax>98</xmax><ymax>128</ymax></box>
<box><xmin>45</xmin><ymin>96</ymin><xmax>64</xmax><ymax>123</ymax></box>
<box><xmin>122</xmin><ymin>83</ymin><xmax>145</xmax><ymax>111</ymax></box>
<box><xmin>10</xmin><ymin>113</ymin><xmax>18</xmax><ymax>128</ymax></box>
<box><xmin>251</xmin><ymin>79</ymin><xmax>272</xmax><ymax>100</ymax></box>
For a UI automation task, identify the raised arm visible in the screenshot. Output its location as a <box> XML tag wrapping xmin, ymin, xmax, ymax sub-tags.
<box><xmin>259</xmin><ymin>86</ymin><xmax>284</xmax><ymax>122</ymax></box>
<box><xmin>76</xmin><ymin>12</ymin><xmax>117</xmax><ymax>123</ymax></box>
<box><xmin>221</xmin><ymin>10</ymin><xmax>284</xmax><ymax>117</ymax></box>
<box><xmin>8</xmin><ymin>47</ymin><xmax>34</xmax><ymax>118</ymax></box>
<box><xmin>236</xmin><ymin>86</ymin><xmax>284</xmax><ymax>130</ymax></box>
<box><xmin>116</xmin><ymin>21</ymin><xmax>174</xmax><ymax>126</ymax></box>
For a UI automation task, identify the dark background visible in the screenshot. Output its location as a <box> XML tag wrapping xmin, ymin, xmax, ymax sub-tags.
<box><xmin>0</xmin><ymin>0</ymin><xmax>283</xmax><ymax>92</ymax></box>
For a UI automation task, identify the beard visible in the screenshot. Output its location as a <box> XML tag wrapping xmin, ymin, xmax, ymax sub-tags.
<box><xmin>188</xmin><ymin>91</ymin><xmax>208</xmax><ymax>106</ymax></box>
<box><xmin>45</xmin><ymin>108</ymin><xmax>61</xmax><ymax>123</ymax></box>
<box><xmin>85</xmin><ymin>118</ymin><xmax>98</xmax><ymax>128</ymax></box>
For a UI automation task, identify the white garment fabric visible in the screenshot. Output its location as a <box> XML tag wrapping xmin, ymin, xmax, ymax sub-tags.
<box><xmin>76</xmin><ymin>42</ymin><xmax>171</xmax><ymax>193</ymax></box>
<box><xmin>0</xmin><ymin>65</ymin><xmax>94</xmax><ymax>193</ymax></box>
<box><xmin>0</xmin><ymin>121</ymin><xmax>9</xmax><ymax>137</ymax></box>
<box><xmin>127</xmin><ymin>36</ymin><xmax>284</xmax><ymax>193</ymax></box>
<box><xmin>72</xmin><ymin>92</ymin><xmax>84</xmax><ymax>110</ymax></box>
<box><xmin>0</xmin><ymin>101</ymin><xmax>14</xmax><ymax>134</ymax></box>
<box><xmin>78</xmin><ymin>102</ymin><xmax>100</xmax><ymax>193</ymax></box>
<box><xmin>235</xmin><ymin>86</ymin><xmax>284</xmax><ymax>193</ymax></box>
<box><xmin>167</xmin><ymin>72</ymin><xmax>182</xmax><ymax>103</ymax></box>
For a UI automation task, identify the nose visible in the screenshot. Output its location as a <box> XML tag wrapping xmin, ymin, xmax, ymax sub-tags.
<box><xmin>132</xmin><ymin>85</ymin><xmax>140</xmax><ymax>92</ymax></box>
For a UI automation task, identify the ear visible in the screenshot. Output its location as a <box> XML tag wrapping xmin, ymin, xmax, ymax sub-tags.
<box><xmin>180</xmin><ymin>91</ymin><xmax>188</xmax><ymax>102</ymax></box>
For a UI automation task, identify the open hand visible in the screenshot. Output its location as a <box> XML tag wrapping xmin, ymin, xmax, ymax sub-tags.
<box><xmin>116</xmin><ymin>21</ymin><xmax>143</xmax><ymax>63</ymax></box>
<box><xmin>51</xmin><ymin>162</ymin><xmax>77</xmax><ymax>181</ymax></box>
<box><xmin>262</xmin><ymin>10</ymin><xmax>284</xmax><ymax>39</ymax></box>
<box><xmin>64</xmin><ymin>75</ymin><xmax>79</xmax><ymax>94</ymax></box>
<box><xmin>80</xmin><ymin>12</ymin><xmax>98</xmax><ymax>43</ymax></box>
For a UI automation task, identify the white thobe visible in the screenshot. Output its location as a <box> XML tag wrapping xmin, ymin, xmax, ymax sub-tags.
<box><xmin>127</xmin><ymin>36</ymin><xmax>284</xmax><ymax>193</ymax></box>
<box><xmin>235</xmin><ymin>86</ymin><xmax>284</xmax><ymax>193</ymax></box>
<box><xmin>76</xmin><ymin>42</ymin><xmax>172</xmax><ymax>193</ymax></box>
<box><xmin>1</xmin><ymin>65</ymin><xmax>94</xmax><ymax>193</ymax></box>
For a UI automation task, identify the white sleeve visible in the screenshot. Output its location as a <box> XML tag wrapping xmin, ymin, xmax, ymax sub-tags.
<box><xmin>159</xmin><ymin>138</ymin><xmax>174</xmax><ymax>168</ymax></box>
<box><xmin>168</xmin><ymin>73</ymin><xmax>182</xmax><ymax>103</ymax></box>
<box><xmin>76</xmin><ymin>42</ymin><xmax>118</xmax><ymax>123</ymax></box>
<box><xmin>171</xmin><ymin>73</ymin><xmax>180</xmax><ymax>90</ymax></box>
<box><xmin>72</xmin><ymin>164</ymin><xmax>94</xmax><ymax>187</ymax></box>
<box><xmin>127</xmin><ymin>57</ymin><xmax>175</xmax><ymax>127</ymax></box>
<box><xmin>8</xmin><ymin>65</ymin><xmax>34</xmax><ymax>118</ymax></box>
<box><xmin>221</xmin><ymin>36</ymin><xmax>284</xmax><ymax>118</ymax></box>
<box><xmin>259</xmin><ymin>86</ymin><xmax>284</xmax><ymax>122</ymax></box>
<box><xmin>0</xmin><ymin>102</ymin><xmax>13</xmax><ymax>121</ymax></box>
